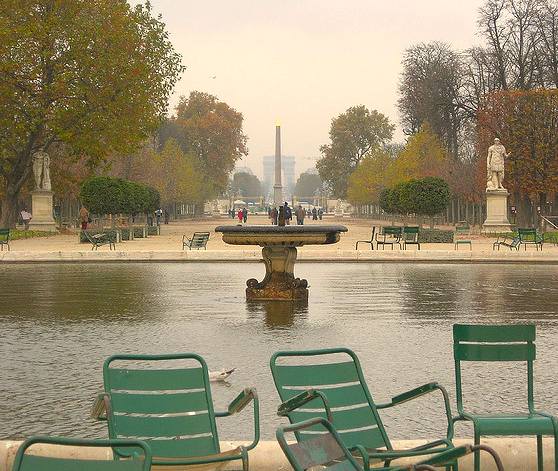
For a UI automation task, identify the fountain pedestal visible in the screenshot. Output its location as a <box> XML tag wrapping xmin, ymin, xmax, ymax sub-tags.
<box><xmin>215</xmin><ymin>225</ymin><xmax>348</xmax><ymax>301</ymax></box>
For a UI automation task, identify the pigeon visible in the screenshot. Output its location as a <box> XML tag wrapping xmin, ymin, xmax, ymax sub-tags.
<box><xmin>210</xmin><ymin>75</ymin><xmax>217</xmax><ymax>79</ymax></box>
<box><xmin>209</xmin><ymin>368</ymin><xmax>236</xmax><ymax>382</ymax></box>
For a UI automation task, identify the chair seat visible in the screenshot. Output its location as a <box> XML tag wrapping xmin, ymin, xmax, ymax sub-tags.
<box><xmin>468</xmin><ymin>413</ymin><xmax>555</xmax><ymax>435</ymax></box>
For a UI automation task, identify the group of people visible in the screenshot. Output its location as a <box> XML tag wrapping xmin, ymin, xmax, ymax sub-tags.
<box><xmin>268</xmin><ymin>203</ymin><xmax>323</xmax><ymax>225</ymax></box>
<box><xmin>229</xmin><ymin>207</ymin><xmax>249</xmax><ymax>223</ymax></box>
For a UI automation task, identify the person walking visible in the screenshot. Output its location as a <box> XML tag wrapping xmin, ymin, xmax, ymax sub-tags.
<box><xmin>155</xmin><ymin>208</ymin><xmax>163</xmax><ymax>226</ymax></box>
<box><xmin>164</xmin><ymin>209</ymin><xmax>169</xmax><ymax>224</ymax></box>
<box><xmin>295</xmin><ymin>205</ymin><xmax>305</xmax><ymax>225</ymax></box>
<box><xmin>20</xmin><ymin>209</ymin><xmax>32</xmax><ymax>230</ymax></box>
<box><xmin>237</xmin><ymin>209</ymin><xmax>243</xmax><ymax>223</ymax></box>
<box><xmin>242</xmin><ymin>207</ymin><xmax>248</xmax><ymax>223</ymax></box>
<box><xmin>79</xmin><ymin>206</ymin><xmax>89</xmax><ymax>230</ymax></box>
<box><xmin>270</xmin><ymin>207</ymin><xmax>278</xmax><ymax>225</ymax></box>
<box><xmin>284</xmin><ymin>202</ymin><xmax>292</xmax><ymax>225</ymax></box>
<box><xmin>312</xmin><ymin>207</ymin><xmax>318</xmax><ymax>220</ymax></box>
<box><xmin>318</xmin><ymin>208</ymin><xmax>323</xmax><ymax>220</ymax></box>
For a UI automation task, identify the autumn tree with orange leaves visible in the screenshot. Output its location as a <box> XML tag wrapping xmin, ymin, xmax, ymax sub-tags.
<box><xmin>478</xmin><ymin>89</ymin><xmax>558</xmax><ymax>225</ymax></box>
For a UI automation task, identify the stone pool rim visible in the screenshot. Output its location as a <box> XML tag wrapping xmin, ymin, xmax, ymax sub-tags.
<box><xmin>2</xmin><ymin>250</ymin><xmax>558</xmax><ymax>264</ymax></box>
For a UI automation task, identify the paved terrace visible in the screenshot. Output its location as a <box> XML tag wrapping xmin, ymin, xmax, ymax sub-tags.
<box><xmin>1</xmin><ymin>215</ymin><xmax>557</xmax><ymax>263</ymax></box>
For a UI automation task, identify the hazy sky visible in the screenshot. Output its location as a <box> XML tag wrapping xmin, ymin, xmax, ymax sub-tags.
<box><xmin>133</xmin><ymin>0</ymin><xmax>485</xmax><ymax>178</ymax></box>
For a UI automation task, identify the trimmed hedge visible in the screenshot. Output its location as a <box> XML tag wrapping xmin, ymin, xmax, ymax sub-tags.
<box><xmin>147</xmin><ymin>225</ymin><xmax>160</xmax><ymax>236</ymax></box>
<box><xmin>417</xmin><ymin>228</ymin><xmax>454</xmax><ymax>243</ymax></box>
<box><xmin>10</xmin><ymin>230</ymin><xmax>56</xmax><ymax>240</ymax></box>
<box><xmin>80</xmin><ymin>176</ymin><xmax>160</xmax><ymax>216</ymax></box>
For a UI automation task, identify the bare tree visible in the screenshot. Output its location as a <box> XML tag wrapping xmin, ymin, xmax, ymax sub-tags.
<box><xmin>398</xmin><ymin>42</ymin><xmax>465</xmax><ymax>158</ymax></box>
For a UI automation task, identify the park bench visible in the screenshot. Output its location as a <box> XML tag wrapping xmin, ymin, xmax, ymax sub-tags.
<box><xmin>83</xmin><ymin>231</ymin><xmax>116</xmax><ymax>250</ymax></box>
<box><xmin>518</xmin><ymin>227</ymin><xmax>543</xmax><ymax>251</ymax></box>
<box><xmin>183</xmin><ymin>231</ymin><xmax>210</xmax><ymax>250</ymax></box>
<box><xmin>492</xmin><ymin>233</ymin><xmax>520</xmax><ymax>251</ymax></box>
<box><xmin>402</xmin><ymin>226</ymin><xmax>420</xmax><ymax>250</ymax></box>
<box><xmin>375</xmin><ymin>226</ymin><xmax>402</xmax><ymax>250</ymax></box>
<box><xmin>355</xmin><ymin>226</ymin><xmax>376</xmax><ymax>250</ymax></box>
<box><xmin>0</xmin><ymin>228</ymin><xmax>10</xmax><ymax>251</ymax></box>
<box><xmin>454</xmin><ymin>224</ymin><xmax>472</xmax><ymax>250</ymax></box>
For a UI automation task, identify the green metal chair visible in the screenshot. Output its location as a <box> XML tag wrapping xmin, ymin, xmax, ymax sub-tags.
<box><xmin>276</xmin><ymin>418</ymin><xmax>504</xmax><ymax>471</ymax></box>
<box><xmin>12</xmin><ymin>436</ymin><xmax>151</xmax><ymax>471</ymax></box>
<box><xmin>517</xmin><ymin>228</ymin><xmax>543</xmax><ymax>251</ymax></box>
<box><xmin>453</xmin><ymin>324</ymin><xmax>558</xmax><ymax>471</ymax></box>
<box><xmin>95</xmin><ymin>353</ymin><xmax>260</xmax><ymax>471</ymax></box>
<box><xmin>0</xmin><ymin>228</ymin><xmax>10</xmax><ymax>251</ymax></box>
<box><xmin>270</xmin><ymin>348</ymin><xmax>457</xmax><ymax>470</ymax></box>
<box><xmin>402</xmin><ymin>226</ymin><xmax>420</xmax><ymax>250</ymax></box>
<box><xmin>376</xmin><ymin>227</ymin><xmax>403</xmax><ymax>250</ymax></box>
<box><xmin>453</xmin><ymin>225</ymin><xmax>471</xmax><ymax>251</ymax></box>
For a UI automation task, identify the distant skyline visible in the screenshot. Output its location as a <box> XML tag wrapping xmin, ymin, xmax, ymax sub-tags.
<box><xmin>131</xmin><ymin>0</ymin><xmax>485</xmax><ymax>178</ymax></box>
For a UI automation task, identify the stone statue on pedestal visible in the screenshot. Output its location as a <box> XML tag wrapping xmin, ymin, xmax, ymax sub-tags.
<box><xmin>32</xmin><ymin>150</ymin><xmax>52</xmax><ymax>191</ymax></box>
<box><xmin>486</xmin><ymin>138</ymin><xmax>510</xmax><ymax>191</ymax></box>
<box><xmin>482</xmin><ymin>138</ymin><xmax>512</xmax><ymax>233</ymax></box>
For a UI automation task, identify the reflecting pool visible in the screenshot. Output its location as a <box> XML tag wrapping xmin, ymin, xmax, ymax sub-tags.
<box><xmin>1</xmin><ymin>262</ymin><xmax>557</xmax><ymax>440</ymax></box>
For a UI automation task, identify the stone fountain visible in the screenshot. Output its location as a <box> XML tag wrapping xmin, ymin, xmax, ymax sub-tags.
<box><xmin>215</xmin><ymin>225</ymin><xmax>347</xmax><ymax>301</ymax></box>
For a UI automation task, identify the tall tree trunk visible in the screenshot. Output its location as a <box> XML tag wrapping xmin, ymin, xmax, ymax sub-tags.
<box><xmin>0</xmin><ymin>186</ymin><xmax>20</xmax><ymax>228</ymax></box>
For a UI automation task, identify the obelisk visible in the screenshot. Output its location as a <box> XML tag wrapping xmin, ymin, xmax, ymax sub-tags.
<box><xmin>273</xmin><ymin>122</ymin><xmax>283</xmax><ymax>207</ymax></box>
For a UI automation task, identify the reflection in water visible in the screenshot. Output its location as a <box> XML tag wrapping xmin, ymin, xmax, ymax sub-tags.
<box><xmin>0</xmin><ymin>262</ymin><xmax>557</xmax><ymax>441</ymax></box>
<box><xmin>246</xmin><ymin>300</ymin><xmax>308</xmax><ymax>329</ymax></box>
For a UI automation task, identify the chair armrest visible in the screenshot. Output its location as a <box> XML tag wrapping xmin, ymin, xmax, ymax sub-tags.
<box><xmin>215</xmin><ymin>388</ymin><xmax>259</xmax><ymax>451</ymax></box>
<box><xmin>417</xmin><ymin>444</ymin><xmax>504</xmax><ymax>471</ymax></box>
<box><xmin>216</xmin><ymin>387</ymin><xmax>258</xmax><ymax>416</ymax></box>
<box><xmin>277</xmin><ymin>388</ymin><xmax>333</xmax><ymax>423</ymax></box>
<box><xmin>376</xmin><ymin>382</ymin><xmax>454</xmax><ymax>440</ymax></box>
<box><xmin>90</xmin><ymin>392</ymin><xmax>108</xmax><ymax>420</ymax></box>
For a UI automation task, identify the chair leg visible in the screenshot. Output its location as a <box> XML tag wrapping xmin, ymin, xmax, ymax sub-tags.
<box><xmin>537</xmin><ymin>434</ymin><xmax>543</xmax><ymax>471</ymax></box>
<box><xmin>474</xmin><ymin>430</ymin><xmax>480</xmax><ymax>471</ymax></box>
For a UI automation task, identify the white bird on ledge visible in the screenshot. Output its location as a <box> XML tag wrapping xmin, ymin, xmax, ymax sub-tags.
<box><xmin>209</xmin><ymin>368</ymin><xmax>236</xmax><ymax>382</ymax></box>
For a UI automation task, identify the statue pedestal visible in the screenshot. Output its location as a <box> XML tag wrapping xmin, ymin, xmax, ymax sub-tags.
<box><xmin>28</xmin><ymin>190</ymin><xmax>57</xmax><ymax>232</ymax></box>
<box><xmin>246</xmin><ymin>246</ymin><xmax>308</xmax><ymax>301</ymax></box>
<box><xmin>482</xmin><ymin>189</ymin><xmax>512</xmax><ymax>233</ymax></box>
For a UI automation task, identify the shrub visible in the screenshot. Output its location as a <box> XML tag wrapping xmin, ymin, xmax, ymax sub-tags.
<box><xmin>418</xmin><ymin>228</ymin><xmax>454</xmax><ymax>243</ymax></box>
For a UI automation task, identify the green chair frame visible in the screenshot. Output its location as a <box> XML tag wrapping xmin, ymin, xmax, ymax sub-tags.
<box><xmin>276</xmin><ymin>417</ymin><xmax>504</xmax><ymax>471</ymax></box>
<box><xmin>492</xmin><ymin>234</ymin><xmax>520</xmax><ymax>251</ymax></box>
<box><xmin>12</xmin><ymin>436</ymin><xmax>151</xmax><ymax>471</ymax></box>
<box><xmin>453</xmin><ymin>324</ymin><xmax>558</xmax><ymax>471</ymax></box>
<box><xmin>518</xmin><ymin>228</ymin><xmax>543</xmax><ymax>251</ymax></box>
<box><xmin>402</xmin><ymin>226</ymin><xmax>420</xmax><ymax>250</ymax></box>
<box><xmin>356</xmin><ymin>227</ymin><xmax>376</xmax><ymax>250</ymax></box>
<box><xmin>270</xmin><ymin>347</ymin><xmax>457</xmax><ymax>470</ymax></box>
<box><xmin>454</xmin><ymin>226</ymin><xmax>471</xmax><ymax>251</ymax></box>
<box><xmin>83</xmin><ymin>231</ymin><xmax>116</xmax><ymax>250</ymax></box>
<box><xmin>376</xmin><ymin>227</ymin><xmax>403</xmax><ymax>250</ymax></box>
<box><xmin>96</xmin><ymin>353</ymin><xmax>259</xmax><ymax>471</ymax></box>
<box><xmin>0</xmin><ymin>228</ymin><xmax>10</xmax><ymax>251</ymax></box>
<box><xmin>183</xmin><ymin>232</ymin><xmax>210</xmax><ymax>250</ymax></box>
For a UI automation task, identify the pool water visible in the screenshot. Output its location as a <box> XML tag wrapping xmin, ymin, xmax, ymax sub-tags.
<box><xmin>1</xmin><ymin>262</ymin><xmax>557</xmax><ymax>440</ymax></box>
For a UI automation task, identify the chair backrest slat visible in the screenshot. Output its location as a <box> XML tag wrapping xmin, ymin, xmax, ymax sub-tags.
<box><xmin>454</xmin><ymin>343</ymin><xmax>535</xmax><ymax>362</ymax></box>
<box><xmin>454</xmin><ymin>324</ymin><xmax>535</xmax><ymax>343</ymax></box>
<box><xmin>103</xmin><ymin>354</ymin><xmax>220</xmax><ymax>458</ymax></box>
<box><xmin>271</xmin><ymin>348</ymin><xmax>390</xmax><ymax>451</ymax></box>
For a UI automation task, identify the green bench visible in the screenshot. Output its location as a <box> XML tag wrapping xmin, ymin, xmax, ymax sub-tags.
<box><xmin>376</xmin><ymin>226</ymin><xmax>402</xmax><ymax>250</ymax></box>
<box><xmin>183</xmin><ymin>231</ymin><xmax>210</xmax><ymax>250</ymax></box>
<box><xmin>518</xmin><ymin>227</ymin><xmax>543</xmax><ymax>251</ymax></box>
<box><xmin>83</xmin><ymin>231</ymin><xmax>116</xmax><ymax>250</ymax></box>
<box><xmin>0</xmin><ymin>228</ymin><xmax>10</xmax><ymax>251</ymax></box>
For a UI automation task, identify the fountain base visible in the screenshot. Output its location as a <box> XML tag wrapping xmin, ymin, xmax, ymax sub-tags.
<box><xmin>246</xmin><ymin>246</ymin><xmax>308</xmax><ymax>301</ymax></box>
